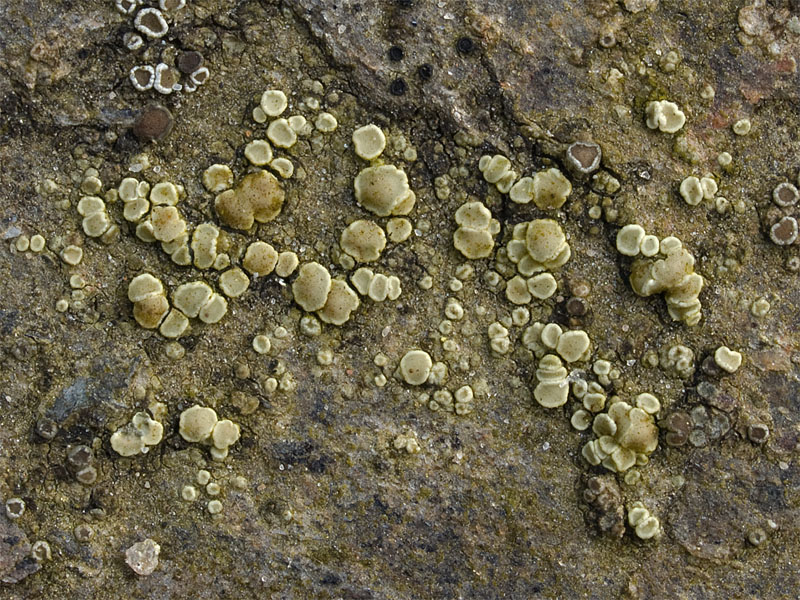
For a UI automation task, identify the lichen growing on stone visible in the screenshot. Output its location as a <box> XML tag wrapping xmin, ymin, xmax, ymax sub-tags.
<box><xmin>507</xmin><ymin>219</ymin><xmax>571</xmax><ymax>275</ymax></box>
<box><xmin>645</xmin><ymin>99</ymin><xmax>686</xmax><ymax>133</ymax></box>
<box><xmin>620</xmin><ymin>230</ymin><xmax>704</xmax><ymax>326</ymax></box>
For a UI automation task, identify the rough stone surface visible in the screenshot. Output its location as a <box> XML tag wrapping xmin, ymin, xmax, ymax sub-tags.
<box><xmin>0</xmin><ymin>516</ymin><xmax>39</xmax><ymax>584</ymax></box>
<box><xmin>1</xmin><ymin>0</ymin><xmax>800</xmax><ymax>598</ymax></box>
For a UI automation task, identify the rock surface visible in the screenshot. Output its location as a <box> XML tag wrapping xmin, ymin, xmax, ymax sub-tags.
<box><xmin>1</xmin><ymin>0</ymin><xmax>799</xmax><ymax>598</ymax></box>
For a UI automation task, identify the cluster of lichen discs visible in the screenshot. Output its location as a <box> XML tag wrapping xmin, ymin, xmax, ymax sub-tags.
<box><xmin>128</xmin><ymin>274</ymin><xmax>227</xmax><ymax>338</ymax></box>
<box><xmin>291</xmin><ymin>262</ymin><xmax>360</xmax><ymax>326</ymax></box>
<box><xmin>627</xmin><ymin>502</ymin><xmax>661</xmax><ymax>540</ymax></box>
<box><xmin>351</xmin><ymin>268</ymin><xmax>402</xmax><ymax>302</ymax></box>
<box><xmin>765</xmin><ymin>179</ymin><xmax>800</xmax><ymax>246</ymax></box>
<box><xmin>478</xmin><ymin>153</ymin><xmax>573</xmax><ymax>211</ymax></box>
<box><xmin>77</xmin><ymin>194</ymin><xmax>116</xmax><ymax>242</ymax></box>
<box><xmin>644</xmin><ymin>99</ymin><xmax>686</xmax><ymax>134</ymax></box>
<box><xmin>617</xmin><ymin>225</ymin><xmax>703</xmax><ymax>326</ymax></box>
<box><xmin>453</xmin><ymin>201</ymin><xmax>500</xmax><ymax>259</ymax></box>
<box><xmin>120</xmin><ymin>177</ymin><xmax>192</xmax><ymax>265</ymax></box>
<box><xmin>179</xmin><ymin>405</ymin><xmax>240</xmax><ymax>462</ymax></box>
<box><xmin>212</xmin><ymin>168</ymin><xmax>285</xmax><ymax>231</ymax></box>
<box><xmin>581</xmin><ymin>394</ymin><xmax>661</xmax><ymax>473</ymax></box>
<box><xmin>110</xmin><ymin>411</ymin><xmax>164</xmax><ymax>457</ymax></box>
<box><xmin>506</xmin><ymin>219</ymin><xmax>571</xmax><ymax>275</ymax></box>
<box><xmin>520</xmin><ymin>322</ymin><xmax>592</xmax><ymax>408</ymax></box>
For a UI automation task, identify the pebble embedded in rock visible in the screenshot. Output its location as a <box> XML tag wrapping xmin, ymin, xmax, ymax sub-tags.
<box><xmin>125</xmin><ymin>539</ymin><xmax>160</xmax><ymax>576</ymax></box>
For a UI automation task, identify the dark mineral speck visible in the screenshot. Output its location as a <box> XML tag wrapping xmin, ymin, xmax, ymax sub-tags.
<box><xmin>389</xmin><ymin>78</ymin><xmax>407</xmax><ymax>95</ymax></box>
<box><xmin>456</xmin><ymin>36</ymin><xmax>475</xmax><ymax>54</ymax></box>
<box><xmin>417</xmin><ymin>63</ymin><xmax>433</xmax><ymax>80</ymax></box>
<box><xmin>388</xmin><ymin>46</ymin><xmax>404</xmax><ymax>61</ymax></box>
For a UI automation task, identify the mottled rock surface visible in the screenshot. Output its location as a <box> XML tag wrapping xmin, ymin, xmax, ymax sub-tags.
<box><xmin>1</xmin><ymin>0</ymin><xmax>800</xmax><ymax>598</ymax></box>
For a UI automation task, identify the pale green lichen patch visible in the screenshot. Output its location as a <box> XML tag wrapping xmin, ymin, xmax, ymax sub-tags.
<box><xmin>509</xmin><ymin>177</ymin><xmax>534</xmax><ymax>204</ymax></box>
<box><xmin>179</xmin><ymin>405</ymin><xmax>218</xmax><ymax>443</ymax></box>
<box><xmin>507</xmin><ymin>219</ymin><xmax>571</xmax><ymax>275</ymax></box>
<box><xmin>572</xmin><ymin>379</ymin><xmax>606</xmax><ymax>412</ymax></box>
<box><xmin>128</xmin><ymin>273</ymin><xmax>169</xmax><ymax>329</ymax></box>
<box><xmin>61</xmin><ymin>245</ymin><xmax>84</xmax><ymax>266</ymax></box>
<box><xmin>288</xmin><ymin>115</ymin><xmax>312</xmax><ymax>136</ymax></box>
<box><xmin>532</xmin><ymin>167</ymin><xmax>572</xmax><ymax>210</ymax></box>
<box><xmin>29</xmin><ymin>234</ymin><xmax>45</xmax><ymax>252</ymax></box>
<box><xmin>111</xmin><ymin>411</ymin><xmax>164</xmax><ymax>457</ymax></box>
<box><xmin>582</xmin><ymin>400</ymin><xmax>660</xmax><ymax>473</ymax></box>
<box><xmin>150</xmin><ymin>182</ymin><xmax>179</xmax><ymax>206</ymax></box>
<box><xmin>317</xmin><ymin>279</ymin><xmax>360</xmax><ymax>325</ymax></box>
<box><xmin>173</xmin><ymin>281</ymin><xmax>213</xmax><ymax>318</ymax></box>
<box><xmin>159</xmin><ymin>309</ymin><xmax>189</xmax><ymax>339</ymax></box>
<box><xmin>634</xmin><ymin>392</ymin><xmax>661</xmax><ymax>415</ymax></box>
<box><xmin>244</xmin><ymin>139</ymin><xmax>273</xmax><ymax>166</ymax></box>
<box><xmin>624</xmin><ymin>231</ymin><xmax>704</xmax><ymax>326</ymax></box>
<box><xmin>270</xmin><ymin>157</ymin><xmax>294</xmax><ymax>179</ymax></box>
<box><xmin>215</xmin><ymin>170</ymin><xmax>285</xmax><ymax>230</ymax></box>
<box><xmin>275</xmin><ymin>251</ymin><xmax>299</xmax><ymax>278</ymax></box>
<box><xmin>645</xmin><ymin>100</ymin><xmax>685</xmax><ymax>133</ymax></box>
<box><xmin>77</xmin><ymin>195</ymin><xmax>112</xmax><ymax>238</ymax></box>
<box><xmin>260</xmin><ymin>89</ymin><xmax>288</xmax><ymax>117</ymax></box>
<box><xmin>679</xmin><ymin>175</ymin><xmax>717</xmax><ymax>206</ymax></box>
<box><xmin>393</xmin><ymin>432</ymin><xmax>421</xmax><ymax>454</ymax></box>
<box><xmin>202</xmin><ymin>164</ymin><xmax>233</xmax><ymax>193</ymax></box>
<box><xmin>243</xmin><ymin>241</ymin><xmax>278</xmax><ymax>276</ymax></box>
<box><xmin>506</xmin><ymin>276</ymin><xmax>531</xmax><ymax>305</ymax></box>
<box><xmin>352</xmin><ymin>124</ymin><xmax>386</xmax><ymax>160</ymax></box>
<box><xmin>399</xmin><ymin>350</ymin><xmax>433</xmax><ymax>385</ymax></box>
<box><xmin>453</xmin><ymin>201</ymin><xmax>500</xmax><ymax>259</ymax></box>
<box><xmin>219</xmin><ymin>268</ymin><xmax>250</xmax><ymax>298</ymax></box>
<box><xmin>616</xmin><ymin>224</ymin><xmax>645</xmax><ymax>256</ymax></box>
<box><xmin>714</xmin><ymin>346</ymin><xmax>742</xmax><ymax>373</ymax></box>
<box><xmin>267</xmin><ymin>118</ymin><xmax>297</xmax><ymax>148</ymax></box>
<box><xmin>350</xmin><ymin>268</ymin><xmax>401</xmax><ymax>301</ymax></box>
<box><xmin>353</xmin><ymin>165</ymin><xmax>414</xmax><ymax>217</ymax></box>
<box><xmin>488</xmin><ymin>321</ymin><xmax>511</xmax><ymax>354</ymax></box>
<box><xmin>732</xmin><ymin>118</ymin><xmax>751</xmax><ymax>136</ymax></box>
<box><xmin>191</xmin><ymin>223</ymin><xmax>219</xmax><ymax>269</ymax></box>
<box><xmin>292</xmin><ymin>262</ymin><xmax>332</xmax><ymax>312</ymax></box>
<box><xmin>252</xmin><ymin>334</ymin><xmax>271</xmax><ymax>354</ymax></box>
<box><xmin>527</xmin><ymin>273</ymin><xmax>557</xmax><ymax>300</ymax></box>
<box><xmin>198</xmin><ymin>293</ymin><xmax>228</xmax><ymax>324</ymax></box>
<box><xmin>533</xmin><ymin>354</ymin><xmax>569</xmax><ymax>408</ymax></box>
<box><xmin>556</xmin><ymin>330</ymin><xmax>591</xmax><ymax>363</ymax></box>
<box><xmin>386</xmin><ymin>218</ymin><xmax>412</xmax><ymax>243</ymax></box>
<box><xmin>150</xmin><ymin>206</ymin><xmax>186</xmax><ymax>243</ymax></box>
<box><xmin>211</xmin><ymin>419</ymin><xmax>240</xmax><ymax>451</ymax></box>
<box><xmin>314</xmin><ymin>112</ymin><xmax>338</xmax><ymax>132</ymax></box>
<box><xmin>478</xmin><ymin>154</ymin><xmax>517</xmax><ymax>194</ymax></box>
<box><xmin>340</xmin><ymin>219</ymin><xmax>386</xmax><ymax>262</ymax></box>
<box><xmin>627</xmin><ymin>502</ymin><xmax>661</xmax><ymax>540</ymax></box>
